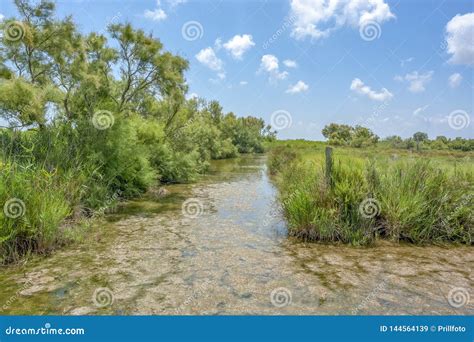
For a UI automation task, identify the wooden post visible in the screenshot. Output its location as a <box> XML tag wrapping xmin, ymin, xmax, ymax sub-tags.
<box><xmin>325</xmin><ymin>146</ymin><xmax>333</xmax><ymax>188</ymax></box>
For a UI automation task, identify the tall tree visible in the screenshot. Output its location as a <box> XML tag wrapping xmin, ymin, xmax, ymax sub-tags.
<box><xmin>413</xmin><ymin>132</ymin><xmax>428</xmax><ymax>151</ymax></box>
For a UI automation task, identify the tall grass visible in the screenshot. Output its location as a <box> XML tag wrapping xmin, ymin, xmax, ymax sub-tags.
<box><xmin>0</xmin><ymin>162</ymin><xmax>81</xmax><ymax>263</ymax></box>
<box><xmin>269</xmin><ymin>145</ymin><xmax>473</xmax><ymax>245</ymax></box>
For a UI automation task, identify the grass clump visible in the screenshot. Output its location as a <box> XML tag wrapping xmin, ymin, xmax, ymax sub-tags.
<box><xmin>0</xmin><ymin>162</ymin><xmax>80</xmax><ymax>262</ymax></box>
<box><xmin>268</xmin><ymin>143</ymin><xmax>473</xmax><ymax>245</ymax></box>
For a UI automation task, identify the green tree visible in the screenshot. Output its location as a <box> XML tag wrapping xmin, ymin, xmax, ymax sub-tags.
<box><xmin>413</xmin><ymin>132</ymin><xmax>428</xmax><ymax>151</ymax></box>
<box><xmin>351</xmin><ymin>125</ymin><xmax>379</xmax><ymax>147</ymax></box>
<box><xmin>322</xmin><ymin>123</ymin><xmax>353</xmax><ymax>146</ymax></box>
<box><xmin>384</xmin><ymin>135</ymin><xmax>403</xmax><ymax>148</ymax></box>
<box><xmin>322</xmin><ymin>123</ymin><xmax>378</xmax><ymax>147</ymax></box>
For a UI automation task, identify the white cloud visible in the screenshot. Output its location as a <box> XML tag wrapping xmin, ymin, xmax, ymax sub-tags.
<box><xmin>289</xmin><ymin>0</ymin><xmax>395</xmax><ymax>40</ymax></box>
<box><xmin>448</xmin><ymin>73</ymin><xmax>463</xmax><ymax>88</ymax></box>
<box><xmin>196</xmin><ymin>48</ymin><xmax>223</xmax><ymax>71</ymax></box>
<box><xmin>214</xmin><ymin>38</ymin><xmax>223</xmax><ymax>50</ymax></box>
<box><xmin>350</xmin><ymin>78</ymin><xmax>393</xmax><ymax>101</ymax></box>
<box><xmin>167</xmin><ymin>0</ymin><xmax>187</xmax><ymax>7</ymax></box>
<box><xmin>260</xmin><ymin>54</ymin><xmax>279</xmax><ymax>72</ymax></box>
<box><xmin>144</xmin><ymin>8</ymin><xmax>167</xmax><ymax>21</ymax></box>
<box><xmin>286</xmin><ymin>80</ymin><xmax>309</xmax><ymax>94</ymax></box>
<box><xmin>144</xmin><ymin>0</ymin><xmax>187</xmax><ymax>21</ymax></box>
<box><xmin>395</xmin><ymin>71</ymin><xmax>433</xmax><ymax>93</ymax></box>
<box><xmin>223</xmin><ymin>34</ymin><xmax>255</xmax><ymax>59</ymax></box>
<box><xmin>283</xmin><ymin>59</ymin><xmax>298</xmax><ymax>68</ymax></box>
<box><xmin>445</xmin><ymin>13</ymin><xmax>474</xmax><ymax>66</ymax></box>
<box><xmin>259</xmin><ymin>54</ymin><xmax>288</xmax><ymax>82</ymax></box>
<box><xmin>187</xmin><ymin>92</ymin><xmax>198</xmax><ymax>100</ymax></box>
<box><xmin>195</xmin><ymin>47</ymin><xmax>225</xmax><ymax>79</ymax></box>
<box><xmin>0</xmin><ymin>13</ymin><xmax>4</xmax><ymax>21</ymax></box>
<box><xmin>239</xmin><ymin>81</ymin><xmax>248</xmax><ymax>86</ymax></box>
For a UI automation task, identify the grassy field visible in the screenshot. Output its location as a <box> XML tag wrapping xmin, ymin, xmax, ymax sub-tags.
<box><xmin>267</xmin><ymin>140</ymin><xmax>473</xmax><ymax>245</ymax></box>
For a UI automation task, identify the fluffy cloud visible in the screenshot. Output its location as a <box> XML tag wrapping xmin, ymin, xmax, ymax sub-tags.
<box><xmin>223</xmin><ymin>34</ymin><xmax>255</xmax><ymax>59</ymax></box>
<box><xmin>395</xmin><ymin>71</ymin><xmax>433</xmax><ymax>93</ymax></box>
<box><xmin>259</xmin><ymin>54</ymin><xmax>288</xmax><ymax>81</ymax></box>
<box><xmin>0</xmin><ymin>13</ymin><xmax>4</xmax><ymax>21</ymax></box>
<box><xmin>286</xmin><ymin>80</ymin><xmax>309</xmax><ymax>94</ymax></box>
<box><xmin>448</xmin><ymin>73</ymin><xmax>463</xmax><ymax>88</ymax></box>
<box><xmin>260</xmin><ymin>54</ymin><xmax>279</xmax><ymax>72</ymax></box>
<box><xmin>350</xmin><ymin>78</ymin><xmax>393</xmax><ymax>101</ymax></box>
<box><xmin>196</xmin><ymin>47</ymin><xmax>225</xmax><ymax>79</ymax></box>
<box><xmin>283</xmin><ymin>59</ymin><xmax>298</xmax><ymax>68</ymax></box>
<box><xmin>144</xmin><ymin>8</ymin><xmax>167</xmax><ymax>21</ymax></box>
<box><xmin>144</xmin><ymin>0</ymin><xmax>187</xmax><ymax>21</ymax></box>
<box><xmin>290</xmin><ymin>0</ymin><xmax>395</xmax><ymax>40</ymax></box>
<box><xmin>445</xmin><ymin>13</ymin><xmax>474</xmax><ymax>66</ymax></box>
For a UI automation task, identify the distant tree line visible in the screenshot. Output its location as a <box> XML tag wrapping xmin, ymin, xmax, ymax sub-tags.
<box><xmin>384</xmin><ymin>133</ymin><xmax>474</xmax><ymax>152</ymax></box>
<box><xmin>322</xmin><ymin>123</ymin><xmax>473</xmax><ymax>151</ymax></box>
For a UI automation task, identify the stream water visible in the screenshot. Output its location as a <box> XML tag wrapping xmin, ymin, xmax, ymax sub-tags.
<box><xmin>0</xmin><ymin>155</ymin><xmax>472</xmax><ymax>315</ymax></box>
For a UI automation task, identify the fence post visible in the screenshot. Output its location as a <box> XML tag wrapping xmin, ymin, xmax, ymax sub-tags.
<box><xmin>325</xmin><ymin>146</ymin><xmax>333</xmax><ymax>188</ymax></box>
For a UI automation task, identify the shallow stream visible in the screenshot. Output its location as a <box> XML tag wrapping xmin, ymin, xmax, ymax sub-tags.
<box><xmin>0</xmin><ymin>155</ymin><xmax>472</xmax><ymax>315</ymax></box>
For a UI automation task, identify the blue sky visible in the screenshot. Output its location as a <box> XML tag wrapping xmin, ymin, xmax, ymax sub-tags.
<box><xmin>1</xmin><ymin>0</ymin><xmax>473</xmax><ymax>140</ymax></box>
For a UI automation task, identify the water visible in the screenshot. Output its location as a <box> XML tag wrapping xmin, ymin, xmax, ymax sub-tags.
<box><xmin>0</xmin><ymin>155</ymin><xmax>472</xmax><ymax>315</ymax></box>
